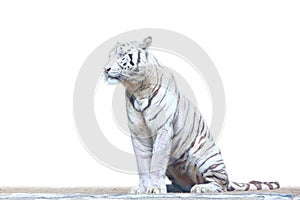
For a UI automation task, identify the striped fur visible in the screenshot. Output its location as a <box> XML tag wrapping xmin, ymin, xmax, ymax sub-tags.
<box><xmin>103</xmin><ymin>37</ymin><xmax>279</xmax><ymax>194</ymax></box>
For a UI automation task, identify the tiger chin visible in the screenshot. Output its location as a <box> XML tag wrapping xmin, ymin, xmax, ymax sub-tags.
<box><xmin>103</xmin><ymin>37</ymin><xmax>280</xmax><ymax>194</ymax></box>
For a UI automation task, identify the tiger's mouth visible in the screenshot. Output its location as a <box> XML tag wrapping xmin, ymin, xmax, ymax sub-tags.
<box><xmin>107</xmin><ymin>75</ymin><xmax>120</xmax><ymax>80</ymax></box>
<box><xmin>105</xmin><ymin>74</ymin><xmax>122</xmax><ymax>84</ymax></box>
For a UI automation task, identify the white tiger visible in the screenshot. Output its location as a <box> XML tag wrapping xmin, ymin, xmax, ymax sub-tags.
<box><xmin>103</xmin><ymin>36</ymin><xmax>280</xmax><ymax>193</ymax></box>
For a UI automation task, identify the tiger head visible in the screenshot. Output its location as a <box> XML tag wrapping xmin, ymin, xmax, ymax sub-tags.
<box><xmin>104</xmin><ymin>37</ymin><xmax>152</xmax><ymax>85</ymax></box>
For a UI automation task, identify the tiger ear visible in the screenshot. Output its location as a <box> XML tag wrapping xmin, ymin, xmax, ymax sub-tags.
<box><xmin>140</xmin><ymin>36</ymin><xmax>152</xmax><ymax>49</ymax></box>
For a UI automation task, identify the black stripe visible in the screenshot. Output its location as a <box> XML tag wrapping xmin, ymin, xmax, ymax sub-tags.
<box><xmin>209</xmin><ymin>173</ymin><xmax>228</xmax><ymax>183</ymax></box>
<box><xmin>227</xmin><ymin>185</ymin><xmax>235</xmax><ymax>191</ymax></box>
<box><xmin>142</xmin><ymin>83</ymin><xmax>161</xmax><ymax>111</ymax></box>
<box><xmin>173</xmin><ymin>102</ymin><xmax>190</xmax><ymax>138</ymax></box>
<box><xmin>127</xmin><ymin>113</ymin><xmax>134</xmax><ymax>124</ymax></box>
<box><xmin>190</xmin><ymin>111</ymin><xmax>197</xmax><ymax>134</ymax></box>
<box><xmin>140</xmin><ymin>72</ymin><xmax>163</xmax><ymax>112</ymax></box>
<box><xmin>274</xmin><ymin>182</ymin><xmax>280</xmax><ymax>189</ymax></box>
<box><xmin>266</xmin><ymin>183</ymin><xmax>273</xmax><ymax>190</ymax></box>
<box><xmin>202</xmin><ymin>163</ymin><xmax>223</xmax><ymax>174</ymax></box>
<box><xmin>245</xmin><ymin>183</ymin><xmax>250</xmax><ymax>191</ymax></box>
<box><xmin>156</xmin><ymin>113</ymin><xmax>173</xmax><ymax>131</ymax></box>
<box><xmin>196</xmin><ymin>115</ymin><xmax>203</xmax><ymax>134</ymax></box>
<box><xmin>172</xmin><ymin>155</ymin><xmax>188</xmax><ymax>168</ymax></box>
<box><xmin>194</xmin><ymin>142</ymin><xmax>215</xmax><ymax>158</ymax></box>
<box><xmin>249</xmin><ymin>181</ymin><xmax>263</xmax><ymax>190</ymax></box>
<box><xmin>185</xmin><ymin>135</ymin><xmax>197</xmax><ymax>155</ymax></box>
<box><xmin>126</xmin><ymin>90</ymin><xmax>135</xmax><ymax>106</ymax></box>
<box><xmin>192</xmin><ymin>138</ymin><xmax>206</xmax><ymax>155</ymax></box>
<box><xmin>252</xmin><ymin>182</ymin><xmax>262</xmax><ymax>190</ymax></box>
<box><xmin>137</xmin><ymin>51</ymin><xmax>141</xmax><ymax>64</ymax></box>
<box><xmin>129</xmin><ymin>93</ymin><xmax>136</xmax><ymax>107</ymax></box>
<box><xmin>149</xmin><ymin>103</ymin><xmax>166</xmax><ymax>121</ymax></box>
<box><xmin>178</xmin><ymin>111</ymin><xmax>197</xmax><ymax>150</ymax></box>
<box><xmin>172</xmin><ymin>152</ymin><xmax>186</xmax><ymax>164</ymax></box>
<box><xmin>193</xmin><ymin>124</ymin><xmax>209</xmax><ymax>155</ymax></box>
<box><xmin>196</xmin><ymin>174</ymin><xmax>204</xmax><ymax>184</ymax></box>
<box><xmin>232</xmin><ymin>182</ymin><xmax>245</xmax><ymax>187</ymax></box>
<box><xmin>126</xmin><ymin>82</ymin><xmax>160</xmax><ymax>112</ymax></box>
<box><xmin>150</xmin><ymin>73</ymin><xmax>163</xmax><ymax>95</ymax></box>
<box><xmin>128</xmin><ymin>54</ymin><xmax>134</xmax><ymax>66</ymax></box>
<box><xmin>172</xmin><ymin>92</ymin><xmax>180</xmax><ymax>126</ymax></box>
<box><xmin>200</xmin><ymin>120</ymin><xmax>206</xmax><ymax>133</ymax></box>
<box><xmin>199</xmin><ymin>152</ymin><xmax>220</xmax><ymax>168</ymax></box>
<box><xmin>155</xmin><ymin>75</ymin><xmax>170</xmax><ymax>106</ymax></box>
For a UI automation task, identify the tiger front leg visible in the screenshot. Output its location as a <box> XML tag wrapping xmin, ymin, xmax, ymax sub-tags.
<box><xmin>147</xmin><ymin>126</ymin><xmax>173</xmax><ymax>194</ymax></box>
<box><xmin>130</xmin><ymin>126</ymin><xmax>172</xmax><ymax>194</ymax></box>
<box><xmin>129</xmin><ymin>136</ymin><xmax>152</xmax><ymax>194</ymax></box>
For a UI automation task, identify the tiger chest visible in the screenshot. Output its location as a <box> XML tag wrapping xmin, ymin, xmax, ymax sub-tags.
<box><xmin>126</xmin><ymin>99</ymin><xmax>152</xmax><ymax>138</ymax></box>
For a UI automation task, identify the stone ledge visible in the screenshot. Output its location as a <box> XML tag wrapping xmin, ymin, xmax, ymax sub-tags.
<box><xmin>1</xmin><ymin>193</ymin><xmax>300</xmax><ymax>200</ymax></box>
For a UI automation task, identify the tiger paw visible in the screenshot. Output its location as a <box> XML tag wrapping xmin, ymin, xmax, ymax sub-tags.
<box><xmin>128</xmin><ymin>186</ymin><xmax>140</xmax><ymax>194</ymax></box>
<box><xmin>191</xmin><ymin>183</ymin><xmax>222</xmax><ymax>193</ymax></box>
<box><xmin>146</xmin><ymin>187</ymin><xmax>167</xmax><ymax>194</ymax></box>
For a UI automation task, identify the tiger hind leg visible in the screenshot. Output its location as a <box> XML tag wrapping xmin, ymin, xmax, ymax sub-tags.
<box><xmin>190</xmin><ymin>146</ymin><xmax>229</xmax><ymax>193</ymax></box>
<box><xmin>190</xmin><ymin>171</ymin><xmax>228</xmax><ymax>193</ymax></box>
<box><xmin>191</xmin><ymin>182</ymin><xmax>223</xmax><ymax>193</ymax></box>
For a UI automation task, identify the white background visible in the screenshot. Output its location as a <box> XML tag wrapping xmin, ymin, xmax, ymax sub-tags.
<box><xmin>0</xmin><ymin>1</ymin><xmax>299</xmax><ymax>187</ymax></box>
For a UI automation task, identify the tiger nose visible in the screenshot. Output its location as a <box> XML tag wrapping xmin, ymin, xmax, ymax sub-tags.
<box><xmin>105</xmin><ymin>67</ymin><xmax>111</xmax><ymax>73</ymax></box>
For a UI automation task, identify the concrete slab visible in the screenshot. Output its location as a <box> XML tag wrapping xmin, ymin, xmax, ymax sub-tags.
<box><xmin>0</xmin><ymin>193</ymin><xmax>299</xmax><ymax>200</ymax></box>
<box><xmin>1</xmin><ymin>187</ymin><xmax>300</xmax><ymax>200</ymax></box>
